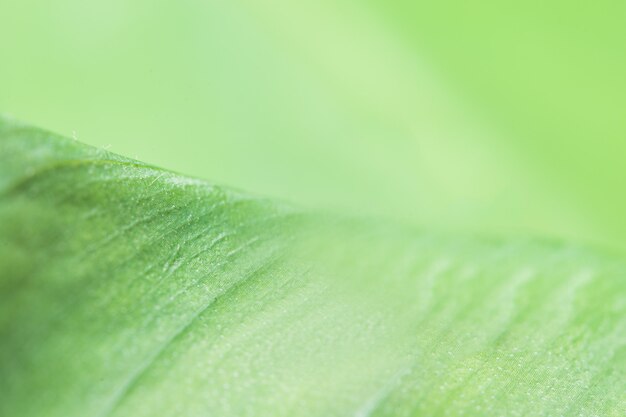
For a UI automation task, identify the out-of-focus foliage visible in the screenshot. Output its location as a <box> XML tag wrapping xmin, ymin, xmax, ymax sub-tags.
<box><xmin>1</xmin><ymin>0</ymin><xmax>625</xmax><ymax>248</ymax></box>
<box><xmin>1</xmin><ymin>119</ymin><xmax>624</xmax><ymax>416</ymax></box>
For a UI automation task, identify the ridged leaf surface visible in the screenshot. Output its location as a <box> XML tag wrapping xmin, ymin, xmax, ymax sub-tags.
<box><xmin>1</xmin><ymin>118</ymin><xmax>624</xmax><ymax>416</ymax></box>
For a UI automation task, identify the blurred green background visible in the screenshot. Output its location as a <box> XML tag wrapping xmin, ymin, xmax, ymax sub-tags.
<box><xmin>2</xmin><ymin>0</ymin><xmax>625</xmax><ymax>251</ymax></box>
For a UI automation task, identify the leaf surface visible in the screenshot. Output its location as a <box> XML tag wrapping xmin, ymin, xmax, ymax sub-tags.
<box><xmin>0</xmin><ymin>117</ymin><xmax>624</xmax><ymax>416</ymax></box>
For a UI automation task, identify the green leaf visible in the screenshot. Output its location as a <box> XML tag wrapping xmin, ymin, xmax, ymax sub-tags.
<box><xmin>1</xmin><ymin>117</ymin><xmax>624</xmax><ymax>416</ymax></box>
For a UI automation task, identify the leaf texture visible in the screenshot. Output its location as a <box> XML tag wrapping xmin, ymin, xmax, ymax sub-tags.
<box><xmin>0</xmin><ymin>117</ymin><xmax>624</xmax><ymax>416</ymax></box>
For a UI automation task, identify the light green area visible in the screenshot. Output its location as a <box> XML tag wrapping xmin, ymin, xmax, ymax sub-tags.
<box><xmin>2</xmin><ymin>1</ymin><xmax>625</xmax><ymax>250</ymax></box>
<box><xmin>1</xmin><ymin>118</ymin><xmax>624</xmax><ymax>416</ymax></box>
